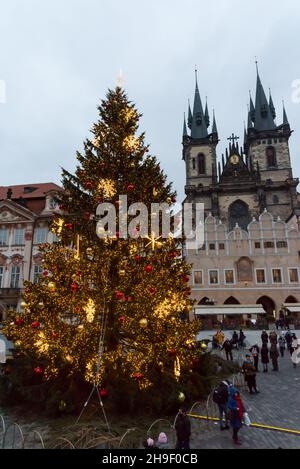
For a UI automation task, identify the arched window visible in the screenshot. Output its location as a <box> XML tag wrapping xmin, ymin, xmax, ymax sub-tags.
<box><xmin>273</xmin><ymin>195</ymin><xmax>279</xmax><ymax>204</ymax></box>
<box><xmin>198</xmin><ymin>153</ymin><xmax>206</xmax><ymax>175</ymax></box>
<box><xmin>229</xmin><ymin>200</ymin><xmax>251</xmax><ymax>231</ymax></box>
<box><xmin>224</xmin><ymin>297</ymin><xmax>240</xmax><ymax>305</ymax></box>
<box><xmin>266</xmin><ymin>146</ymin><xmax>277</xmax><ymax>168</ymax></box>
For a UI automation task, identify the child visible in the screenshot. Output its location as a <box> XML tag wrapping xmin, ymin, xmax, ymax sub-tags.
<box><xmin>156</xmin><ymin>432</ymin><xmax>169</xmax><ymax>449</ymax></box>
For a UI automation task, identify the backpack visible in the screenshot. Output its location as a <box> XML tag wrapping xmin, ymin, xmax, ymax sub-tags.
<box><xmin>212</xmin><ymin>384</ymin><xmax>228</xmax><ymax>404</ymax></box>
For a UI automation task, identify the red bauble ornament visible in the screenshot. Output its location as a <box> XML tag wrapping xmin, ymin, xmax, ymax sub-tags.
<box><xmin>132</xmin><ymin>372</ymin><xmax>144</xmax><ymax>380</ymax></box>
<box><xmin>171</xmin><ymin>197</ymin><xmax>177</xmax><ymax>203</ymax></box>
<box><xmin>144</xmin><ymin>265</ymin><xmax>153</xmax><ymax>273</ymax></box>
<box><xmin>116</xmin><ymin>291</ymin><xmax>125</xmax><ymax>300</ymax></box>
<box><xmin>182</xmin><ymin>275</ymin><xmax>190</xmax><ymax>283</ymax></box>
<box><xmin>184</xmin><ymin>287</ymin><xmax>192</xmax><ymax>296</ymax></box>
<box><xmin>74</xmin><ymin>306</ymin><xmax>81</xmax><ymax>313</ymax></box>
<box><xmin>127</xmin><ymin>184</ymin><xmax>135</xmax><ymax>192</ymax></box>
<box><xmin>65</xmin><ymin>223</ymin><xmax>73</xmax><ymax>231</ymax></box>
<box><xmin>43</xmin><ymin>271</ymin><xmax>49</xmax><ymax>277</ymax></box>
<box><xmin>15</xmin><ymin>318</ymin><xmax>23</xmax><ymax>326</ymax></box>
<box><xmin>31</xmin><ymin>321</ymin><xmax>40</xmax><ymax>329</ymax></box>
<box><xmin>168</xmin><ymin>349</ymin><xmax>177</xmax><ymax>357</ymax></box>
<box><xmin>59</xmin><ymin>204</ymin><xmax>65</xmax><ymax>210</ymax></box>
<box><xmin>99</xmin><ymin>162</ymin><xmax>105</xmax><ymax>169</ymax></box>
<box><xmin>51</xmin><ymin>331</ymin><xmax>58</xmax><ymax>338</ymax></box>
<box><xmin>149</xmin><ymin>287</ymin><xmax>157</xmax><ymax>295</ymax></box>
<box><xmin>118</xmin><ymin>315</ymin><xmax>126</xmax><ymax>322</ymax></box>
<box><xmin>99</xmin><ymin>389</ymin><xmax>108</xmax><ymax>398</ymax></box>
<box><xmin>34</xmin><ymin>367</ymin><xmax>43</xmax><ymax>375</ymax></box>
<box><xmin>84</xmin><ymin>212</ymin><xmax>91</xmax><ymax>220</ymax></box>
<box><xmin>85</xmin><ymin>181</ymin><xmax>93</xmax><ymax>190</ymax></box>
<box><xmin>134</xmin><ymin>255</ymin><xmax>142</xmax><ymax>262</ymax></box>
<box><xmin>71</xmin><ymin>282</ymin><xmax>79</xmax><ymax>293</ymax></box>
<box><xmin>169</xmin><ymin>252</ymin><xmax>177</xmax><ymax>259</ymax></box>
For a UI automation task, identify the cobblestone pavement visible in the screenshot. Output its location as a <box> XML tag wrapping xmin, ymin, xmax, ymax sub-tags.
<box><xmin>190</xmin><ymin>347</ymin><xmax>300</xmax><ymax>449</ymax></box>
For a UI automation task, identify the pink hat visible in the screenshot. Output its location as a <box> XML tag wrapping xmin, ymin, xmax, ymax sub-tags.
<box><xmin>158</xmin><ymin>432</ymin><xmax>168</xmax><ymax>444</ymax></box>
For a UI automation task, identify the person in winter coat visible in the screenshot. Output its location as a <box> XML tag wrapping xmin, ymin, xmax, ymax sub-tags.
<box><xmin>278</xmin><ymin>333</ymin><xmax>286</xmax><ymax>358</ymax></box>
<box><xmin>227</xmin><ymin>387</ymin><xmax>246</xmax><ymax>445</ymax></box>
<box><xmin>175</xmin><ymin>408</ymin><xmax>191</xmax><ymax>450</ymax></box>
<box><xmin>222</xmin><ymin>339</ymin><xmax>233</xmax><ymax>361</ymax></box>
<box><xmin>249</xmin><ymin>344</ymin><xmax>260</xmax><ymax>371</ymax></box>
<box><xmin>285</xmin><ymin>330</ymin><xmax>293</xmax><ymax>355</ymax></box>
<box><xmin>239</xmin><ymin>330</ymin><xmax>246</xmax><ymax>348</ymax></box>
<box><xmin>270</xmin><ymin>344</ymin><xmax>279</xmax><ymax>371</ymax></box>
<box><xmin>242</xmin><ymin>355</ymin><xmax>259</xmax><ymax>394</ymax></box>
<box><xmin>212</xmin><ymin>380</ymin><xmax>231</xmax><ymax>430</ymax></box>
<box><xmin>261</xmin><ymin>330</ymin><xmax>269</xmax><ymax>345</ymax></box>
<box><xmin>261</xmin><ymin>343</ymin><xmax>269</xmax><ymax>372</ymax></box>
<box><xmin>232</xmin><ymin>331</ymin><xmax>239</xmax><ymax>349</ymax></box>
<box><xmin>269</xmin><ymin>331</ymin><xmax>278</xmax><ymax>346</ymax></box>
<box><xmin>156</xmin><ymin>432</ymin><xmax>169</xmax><ymax>449</ymax></box>
<box><xmin>291</xmin><ymin>335</ymin><xmax>299</xmax><ymax>369</ymax></box>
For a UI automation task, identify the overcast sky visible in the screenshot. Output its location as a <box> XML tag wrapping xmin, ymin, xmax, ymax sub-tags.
<box><xmin>0</xmin><ymin>0</ymin><xmax>300</xmax><ymax>201</ymax></box>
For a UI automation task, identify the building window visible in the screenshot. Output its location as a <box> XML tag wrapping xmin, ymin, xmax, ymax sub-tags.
<box><xmin>274</xmin><ymin>139</ymin><xmax>277</xmax><ymax>143</ymax></box>
<box><xmin>268</xmin><ymin>139</ymin><xmax>272</xmax><ymax>144</ymax></box>
<box><xmin>289</xmin><ymin>268</ymin><xmax>299</xmax><ymax>284</ymax></box>
<box><xmin>192</xmin><ymin>158</ymin><xmax>196</xmax><ymax>170</ymax></box>
<box><xmin>254</xmin><ymin>242</ymin><xmax>261</xmax><ymax>249</ymax></box>
<box><xmin>0</xmin><ymin>266</ymin><xmax>3</xmax><ymax>288</ymax></box>
<box><xmin>264</xmin><ymin>241</ymin><xmax>274</xmax><ymax>248</ymax></box>
<box><xmin>33</xmin><ymin>265</ymin><xmax>44</xmax><ymax>284</ymax></box>
<box><xmin>194</xmin><ymin>271</ymin><xmax>203</xmax><ymax>285</ymax></box>
<box><xmin>209</xmin><ymin>243</ymin><xmax>215</xmax><ymax>250</ymax></box>
<box><xmin>229</xmin><ymin>200</ymin><xmax>251</xmax><ymax>231</ymax></box>
<box><xmin>49</xmin><ymin>198</ymin><xmax>57</xmax><ymax>210</ymax></box>
<box><xmin>277</xmin><ymin>241</ymin><xmax>287</xmax><ymax>248</ymax></box>
<box><xmin>256</xmin><ymin>269</ymin><xmax>266</xmax><ymax>284</ymax></box>
<box><xmin>272</xmin><ymin>268</ymin><xmax>282</xmax><ymax>284</ymax></box>
<box><xmin>257</xmin><ymin>141</ymin><xmax>261</xmax><ymax>145</ymax></box>
<box><xmin>266</xmin><ymin>146</ymin><xmax>277</xmax><ymax>168</ymax></box>
<box><xmin>209</xmin><ymin>270</ymin><xmax>219</xmax><ymax>285</ymax></box>
<box><xmin>0</xmin><ymin>228</ymin><xmax>8</xmax><ymax>246</ymax></box>
<box><xmin>219</xmin><ymin>243</ymin><xmax>225</xmax><ymax>250</ymax></box>
<box><xmin>34</xmin><ymin>227</ymin><xmax>48</xmax><ymax>244</ymax></box>
<box><xmin>273</xmin><ymin>195</ymin><xmax>279</xmax><ymax>204</ymax></box>
<box><xmin>10</xmin><ymin>266</ymin><xmax>20</xmax><ymax>288</ymax></box>
<box><xmin>225</xmin><ymin>270</ymin><xmax>235</xmax><ymax>285</ymax></box>
<box><xmin>198</xmin><ymin>153</ymin><xmax>206</xmax><ymax>175</ymax></box>
<box><xmin>14</xmin><ymin>228</ymin><xmax>24</xmax><ymax>245</ymax></box>
<box><xmin>236</xmin><ymin>257</ymin><xmax>253</xmax><ymax>282</ymax></box>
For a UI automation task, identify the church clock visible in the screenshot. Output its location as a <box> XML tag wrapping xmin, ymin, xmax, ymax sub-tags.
<box><xmin>229</xmin><ymin>154</ymin><xmax>239</xmax><ymax>165</ymax></box>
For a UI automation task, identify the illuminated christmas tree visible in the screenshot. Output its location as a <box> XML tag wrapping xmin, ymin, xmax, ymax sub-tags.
<box><xmin>3</xmin><ymin>88</ymin><xmax>207</xmax><ymax>415</ymax></box>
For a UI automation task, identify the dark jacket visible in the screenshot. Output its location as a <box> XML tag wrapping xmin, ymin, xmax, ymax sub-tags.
<box><xmin>270</xmin><ymin>344</ymin><xmax>279</xmax><ymax>359</ymax></box>
<box><xmin>261</xmin><ymin>332</ymin><xmax>269</xmax><ymax>344</ymax></box>
<box><xmin>175</xmin><ymin>414</ymin><xmax>191</xmax><ymax>440</ymax></box>
<box><xmin>261</xmin><ymin>346</ymin><xmax>269</xmax><ymax>364</ymax></box>
<box><xmin>222</xmin><ymin>340</ymin><xmax>233</xmax><ymax>352</ymax></box>
<box><xmin>269</xmin><ymin>333</ymin><xmax>278</xmax><ymax>345</ymax></box>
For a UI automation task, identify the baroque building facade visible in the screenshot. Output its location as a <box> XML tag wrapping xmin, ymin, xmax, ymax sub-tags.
<box><xmin>182</xmin><ymin>69</ymin><xmax>300</xmax><ymax>328</ymax></box>
<box><xmin>0</xmin><ymin>183</ymin><xmax>61</xmax><ymax>321</ymax></box>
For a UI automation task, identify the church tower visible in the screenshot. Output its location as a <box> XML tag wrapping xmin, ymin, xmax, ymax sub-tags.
<box><xmin>182</xmin><ymin>73</ymin><xmax>219</xmax><ymax>216</ymax></box>
<box><xmin>244</xmin><ymin>65</ymin><xmax>298</xmax><ymax>220</ymax></box>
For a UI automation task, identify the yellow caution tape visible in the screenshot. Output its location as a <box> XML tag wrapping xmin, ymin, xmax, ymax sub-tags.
<box><xmin>188</xmin><ymin>414</ymin><xmax>300</xmax><ymax>436</ymax></box>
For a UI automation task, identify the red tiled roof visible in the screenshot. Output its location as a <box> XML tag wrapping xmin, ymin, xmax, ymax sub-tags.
<box><xmin>0</xmin><ymin>183</ymin><xmax>62</xmax><ymax>200</ymax></box>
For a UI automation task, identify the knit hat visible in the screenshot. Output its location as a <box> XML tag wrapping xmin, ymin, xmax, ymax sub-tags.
<box><xmin>147</xmin><ymin>437</ymin><xmax>154</xmax><ymax>447</ymax></box>
<box><xmin>158</xmin><ymin>432</ymin><xmax>168</xmax><ymax>444</ymax></box>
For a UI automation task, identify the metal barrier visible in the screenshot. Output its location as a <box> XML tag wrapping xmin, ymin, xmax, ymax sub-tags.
<box><xmin>50</xmin><ymin>437</ymin><xmax>76</xmax><ymax>449</ymax></box>
<box><xmin>118</xmin><ymin>428</ymin><xmax>137</xmax><ymax>448</ymax></box>
<box><xmin>2</xmin><ymin>422</ymin><xmax>25</xmax><ymax>449</ymax></box>
<box><xmin>23</xmin><ymin>430</ymin><xmax>45</xmax><ymax>449</ymax></box>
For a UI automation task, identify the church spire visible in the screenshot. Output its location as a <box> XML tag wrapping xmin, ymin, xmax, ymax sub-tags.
<box><xmin>269</xmin><ymin>89</ymin><xmax>276</xmax><ymax>120</ymax></box>
<box><xmin>212</xmin><ymin>109</ymin><xmax>218</xmax><ymax>135</ymax></box>
<box><xmin>205</xmin><ymin>98</ymin><xmax>210</xmax><ymax>128</ymax></box>
<box><xmin>187</xmin><ymin>100</ymin><xmax>192</xmax><ymax>129</ymax></box>
<box><xmin>283</xmin><ymin>101</ymin><xmax>289</xmax><ymax>126</ymax></box>
<box><xmin>183</xmin><ymin>113</ymin><xmax>188</xmax><ymax>138</ymax></box>
<box><xmin>254</xmin><ymin>65</ymin><xmax>276</xmax><ymax>131</ymax></box>
<box><xmin>249</xmin><ymin>91</ymin><xmax>255</xmax><ymax>123</ymax></box>
<box><xmin>191</xmin><ymin>71</ymin><xmax>208</xmax><ymax>139</ymax></box>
